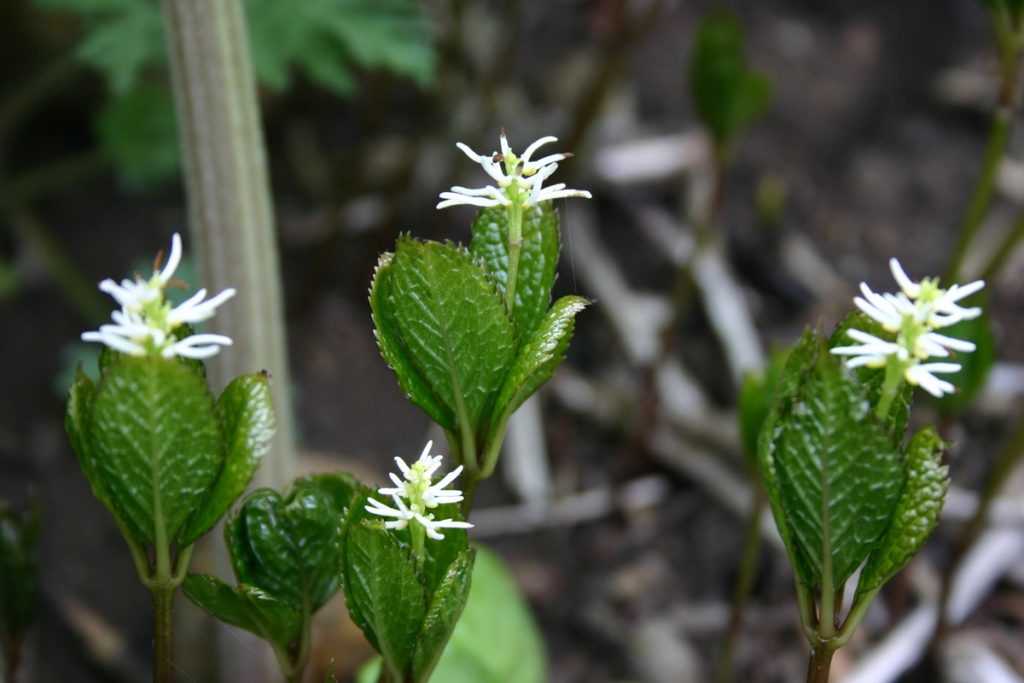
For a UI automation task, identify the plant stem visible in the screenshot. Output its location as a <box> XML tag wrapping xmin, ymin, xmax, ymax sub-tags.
<box><xmin>936</xmin><ymin>410</ymin><xmax>1024</xmax><ymax>640</ymax></box>
<box><xmin>946</xmin><ymin>54</ymin><xmax>1020</xmax><ymax>282</ymax></box>
<box><xmin>806</xmin><ymin>644</ymin><xmax>835</xmax><ymax>683</ymax></box>
<box><xmin>160</xmin><ymin>0</ymin><xmax>294</xmax><ymax>487</ymax></box>
<box><xmin>152</xmin><ymin>586</ymin><xmax>175</xmax><ymax>683</ymax></box>
<box><xmin>875</xmin><ymin>362</ymin><xmax>902</xmax><ymax>421</ymax></box>
<box><xmin>981</xmin><ymin>211</ymin><xmax>1024</xmax><ymax>281</ymax></box>
<box><xmin>504</xmin><ymin>197</ymin><xmax>524</xmax><ymax>313</ymax></box>
<box><xmin>716</xmin><ymin>488</ymin><xmax>763</xmax><ymax>683</ymax></box>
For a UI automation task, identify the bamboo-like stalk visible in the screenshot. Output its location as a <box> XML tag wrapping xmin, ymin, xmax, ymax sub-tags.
<box><xmin>160</xmin><ymin>0</ymin><xmax>294</xmax><ymax>487</ymax></box>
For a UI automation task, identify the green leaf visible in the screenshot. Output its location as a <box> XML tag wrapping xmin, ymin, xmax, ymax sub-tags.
<box><xmin>66</xmin><ymin>365</ymin><xmax>146</xmax><ymax>547</ymax></box>
<box><xmin>737</xmin><ymin>348</ymin><xmax>788</xmax><ymax>468</ymax></box>
<box><xmin>342</xmin><ymin>506</ymin><xmax>427</xmax><ymax>676</ymax></box>
<box><xmin>356</xmin><ymin>546</ymin><xmax>547</xmax><ymax>683</ymax></box>
<box><xmin>182</xmin><ymin>574</ymin><xmax>301</xmax><ymax>647</ymax></box>
<box><xmin>0</xmin><ymin>503</ymin><xmax>40</xmax><ymax>655</ymax></box>
<box><xmin>390</xmin><ymin>502</ymin><xmax>470</xmax><ymax>596</ymax></box>
<box><xmin>372</xmin><ymin>238</ymin><xmax>517</xmax><ymax>438</ymax></box>
<box><xmin>370</xmin><ymin>253</ymin><xmax>455</xmax><ymax>430</ymax></box>
<box><xmin>96</xmin><ymin>82</ymin><xmax>181</xmax><ymax>189</ymax></box>
<box><xmin>857</xmin><ymin>427</ymin><xmax>948</xmax><ymax>595</ymax></box>
<box><xmin>412</xmin><ymin>549</ymin><xmax>476</xmax><ymax>682</ymax></box>
<box><xmin>88</xmin><ymin>356</ymin><xmax>221</xmax><ymax>543</ymax></box>
<box><xmin>760</xmin><ymin>331</ymin><xmax>903</xmax><ymax>588</ymax></box>
<box><xmin>305</xmin><ymin>472</ymin><xmax>362</xmax><ymax>515</ymax></box>
<box><xmin>180</xmin><ymin>373</ymin><xmax>275</xmax><ymax>546</ymax></box>
<box><xmin>494</xmin><ymin>295</ymin><xmax>588</xmax><ymax>422</ymax></box>
<box><xmin>470</xmin><ymin>204</ymin><xmax>560</xmax><ymax>340</ymax></box>
<box><xmin>245</xmin><ymin>0</ymin><xmax>436</xmax><ymax>94</ymax></box>
<box><xmin>689</xmin><ymin>10</ymin><xmax>771</xmax><ymax>146</ymax></box>
<box><xmin>936</xmin><ymin>307</ymin><xmax>996</xmax><ymax>414</ymax></box>
<box><xmin>227</xmin><ymin>478</ymin><xmax>345</xmax><ymax>613</ymax></box>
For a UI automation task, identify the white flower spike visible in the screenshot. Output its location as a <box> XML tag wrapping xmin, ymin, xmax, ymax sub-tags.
<box><xmin>437</xmin><ymin>131</ymin><xmax>592</xmax><ymax>210</ymax></box>
<box><xmin>365</xmin><ymin>441</ymin><xmax>472</xmax><ymax>541</ymax></box>
<box><xmin>831</xmin><ymin>258</ymin><xmax>985</xmax><ymax>398</ymax></box>
<box><xmin>82</xmin><ymin>233</ymin><xmax>236</xmax><ymax>359</ymax></box>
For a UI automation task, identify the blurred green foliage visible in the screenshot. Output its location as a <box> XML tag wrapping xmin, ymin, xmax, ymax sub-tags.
<box><xmin>689</xmin><ymin>10</ymin><xmax>771</xmax><ymax>149</ymax></box>
<box><xmin>33</xmin><ymin>0</ymin><xmax>437</xmax><ymax>187</ymax></box>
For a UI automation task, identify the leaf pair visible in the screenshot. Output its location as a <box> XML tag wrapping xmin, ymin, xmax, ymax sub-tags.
<box><xmin>690</xmin><ymin>11</ymin><xmax>771</xmax><ymax>149</ymax></box>
<box><xmin>66</xmin><ymin>351</ymin><xmax>275</xmax><ymax>579</ymax></box>
<box><xmin>370</xmin><ymin>204</ymin><xmax>587</xmax><ymax>474</ymax></box>
<box><xmin>759</xmin><ymin>326</ymin><xmax>948</xmax><ymax>615</ymax></box>
<box><xmin>184</xmin><ymin>474</ymin><xmax>357</xmax><ymax>678</ymax></box>
<box><xmin>342</xmin><ymin>489</ymin><xmax>475</xmax><ymax>683</ymax></box>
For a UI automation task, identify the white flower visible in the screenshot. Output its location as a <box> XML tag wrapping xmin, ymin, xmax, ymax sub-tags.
<box><xmin>437</xmin><ymin>131</ymin><xmax>592</xmax><ymax>210</ymax></box>
<box><xmin>831</xmin><ymin>258</ymin><xmax>985</xmax><ymax>398</ymax></box>
<box><xmin>81</xmin><ymin>233</ymin><xmax>236</xmax><ymax>359</ymax></box>
<box><xmin>365</xmin><ymin>441</ymin><xmax>472</xmax><ymax>540</ymax></box>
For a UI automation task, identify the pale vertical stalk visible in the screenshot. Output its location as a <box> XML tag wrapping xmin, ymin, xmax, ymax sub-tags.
<box><xmin>160</xmin><ymin>3</ymin><xmax>290</xmax><ymax>681</ymax></box>
<box><xmin>160</xmin><ymin>0</ymin><xmax>294</xmax><ymax>488</ymax></box>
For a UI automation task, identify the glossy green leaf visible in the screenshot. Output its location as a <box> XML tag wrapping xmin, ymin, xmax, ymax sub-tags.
<box><xmin>0</xmin><ymin>503</ymin><xmax>40</xmax><ymax>657</ymax></box>
<box><xmin>66</xmin><ymin>365</ymin><xmax>146</xmax><ymax>547</ymax></box>
<box><xmin>390</xmin><ymin>502</ymin><xmax>470</xmax><ymax>596</ymax></box>
<box><xmin>342</xmin><ymin>506</ymin><xmax>427</xmax><ymax>676</ymax></box>
<box><xmin>305</xmin><ymin>472</ymin><xmax>362</xmax><ymax>515</ymax></box>
<box><xmin>370</xmin><ymin>252</ymin><xmax>455</xmax><ymax>431</ymax></box>
<box><xmin>180</xmin><ymin>373</ymin><xmax>275</xmax><ymax>546</ymax></box>
<box><xmin>737</xmin><ymin>348</ymin><xmax>788</xmax><ymax>468</ymax></box>
<box><xmin>690</xmin><ymin>10</ymin><xmax>771</xmax><ymax>146</ymax></box>
<box><xmin>372</xmin><ymin>237</ymin><xmax>517</xmax><ymax>436</ymax></box>
<box><xmin>494</xmin><ymin>295</ymin><xmax>588</xmax><ymax>421</ymax></box>
<box><xmin>412</xmin><ymin>549</ymin><xmax>475</xmax><ymax>681</ymax></box>
<box><xmin>227</xmin><ymin>479</ymin><xmax>344</xmax><ymax>613</ymax></box>
<box><xmin>470</xmin><ymin>204</ymin><xmax>560</xmax><ymax>340</ymax></box>
<box><xmin>936</xmin><ymin>307</ymin><xmax>995</xmax><ymax>414</ymax></box>
<box><xmin>356</xmin><ymin>546</ymin><xmax>547</xmax><ymax>683</ymax></box>
<box><xmin>182</xmin><ymin>574</ymin><xmax>301</xmax><ymax>647</ymax></box>
<box><xmin>89</xmin><ymin>355</ymin><xmax>221</xmax><ymax>543</ymax></box>
<box><xmin>760</xmin><ymin>331</ymin><xmax>903</xmax><ymax>588</ymax></box>
<box><xmin>857</xmin><ymin>427</ymin><xmax>948</xmax><ymax>595</ymax></box>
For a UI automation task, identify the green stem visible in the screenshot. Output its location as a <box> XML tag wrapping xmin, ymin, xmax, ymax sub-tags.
<box><xmin>806</xmin><ymin>644</ymin><xmax>835</xmax><ymax>683</ymax></box>
<box><xmin>937</xmin><ymin>410</ymin><xmax>1024</xmax><ymax>640</ymax></box>
<box><xmin>160</xmin><ymin>0</ymin><xmax>294</xmax><ymax>488</ymax></box>
<box><xmin>833</xmin><ymin>587</ymin><xmax>879</xmax><ymax>649</ymax></box>
<box><xmin>411</xmin><ymin>521</ymin><xmax>426</xmax><ymax>567</ymax></box>
<box><xmin>982</xmin><ymin>211</ymin><xmax>1024</xmax><ymax>281</ymax></box>
<box><xmin>716</xmin><ymin>488</ymin><xmax>764</xmax><ymax>683</ymax></box>
<box><xmin>946</xmin><ymin>68</ymin><xmax>1019</xmax><ymax>282</ymax></box>
<box><xmin>152</xmin><ymin>586</ymin><xmax>175</xmax><ymax>683</ymax></box>
<box><xmin>875</xmin><ymin>361</ymin><xmax>903</xmax><ymax>422</ymax></box>
<box><xmin>504</xmin><ymin>199</ymin><xmax>524</xmax><ymax>313</ymax></box>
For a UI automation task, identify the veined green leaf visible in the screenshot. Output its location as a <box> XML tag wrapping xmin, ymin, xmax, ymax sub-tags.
<box><xmin>227</xmin><ymin>479</ymin><xmax>344</xmax><ymax>613</ymax></box>
<box><xmin>182</xmin><ymin>574</ymin><xmax>301</xmax><ymax>647</ymax></box>
<box><xmin>342</xmin><ymin>507</ymin><xmax>427</xmax><ymax>676</ymax></box>
<box><xmin>857</xmin><ymin>426</ymin><xmax>948</xmax><ymax>595</ymax></box>
<box><xmin>412</xmin><ymin>549</ymin><xmax>475</xmax><ymax>682</ymax></box>
<box><xmin>494</xmin><ymin>295</ymin><xmax>588</xmax><ymax>422</ymax></box>
<box><xmin>470</xmin><ymin>203</ymin><xmax>560</xmax><ymax>340</ymax></box>
<box><xmin>374</xmin><ymin>237</ymin><xmax>517</xmax><ymax>438</ymax></box>
<box><xmin>738</xmin><ymin>347</ymin><xmax>788</xmax><ymax>469</ymax></box>
<box><xmin>357</xmin><ymin>545</ymin><xmax>547</xmax><ymax>683</ymax></box>
<box><xmin>89</xmin><ymin>356</ymin><xmax>221</xmax><ymax>543</ymax></box>
<box><xmin>180</xmin><ymin>373</ymin><xmax>275</xmax><ymax>546</ymax></box>
<box><xmin>760</xmin><ymin>331</ymin><xmax>903</xmax><ymax>588</ymax></box>
<box><xmin>370</xmin><ymin>252</ymin><xmax>456</xmax><ymax>431</ymax></box>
